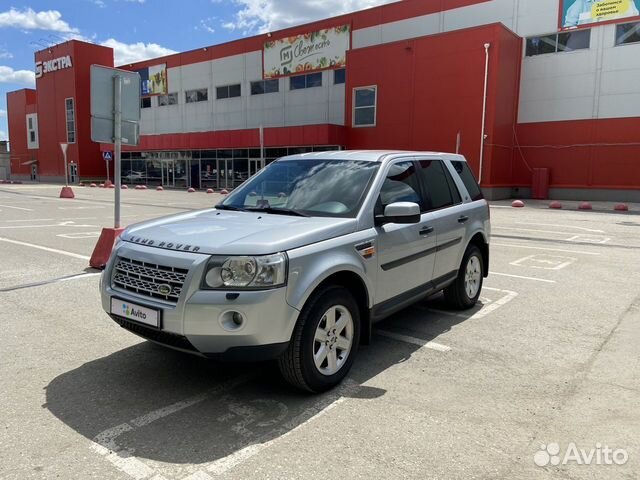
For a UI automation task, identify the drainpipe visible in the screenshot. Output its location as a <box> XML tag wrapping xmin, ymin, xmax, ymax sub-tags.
<box><xmin>479</xmin><ymin>42</ymin><xmax>490</xmax><ymax>185</ymax></box>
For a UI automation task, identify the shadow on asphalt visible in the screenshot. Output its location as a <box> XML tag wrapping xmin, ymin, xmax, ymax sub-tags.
<box><xmin>45</xmin><ymin>296</ymin><xmax>478</xmax><ymax>468</ymax></box>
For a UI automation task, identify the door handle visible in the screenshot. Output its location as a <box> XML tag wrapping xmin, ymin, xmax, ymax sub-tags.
<box><xmin>419</xmin><ymin>226</ymin><xmax>434</xmax><ymax>236</ymax></box>
<box><xmin>457</xmin><ymin>215</ymin><xmax>470</xmax><ymax>224</ymax></box>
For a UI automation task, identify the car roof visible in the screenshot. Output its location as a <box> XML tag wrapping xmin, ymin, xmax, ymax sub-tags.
<box><xmin>278</xmin><ymin>150</ymin><xmax>466</xmax><ymax>163</ymax></box>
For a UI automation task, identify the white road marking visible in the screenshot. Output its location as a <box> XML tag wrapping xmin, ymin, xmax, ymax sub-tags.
<box><xmin>492</xmin><ymin>243</ymin><xmax>600</xmax><ymax>256</ymax></box>
<box><xmin>57</xmin><ymin>231</ymin><xmax>101</xmax><ymax>239</ymax></box>
<box><xmin>516</xmin><ymin>222</ymin><xmax>605</xmax><ymax>233</ymax></box>
<box><xmin>469</xmin><ymin>288</ymin><xmax>518</xmax><ymax>319</ymax></box>
<box><xmin>566</xmin><ymin>234</ymin><xmax>611</xmax><ymax>244</ymax></box>
<box><xmin>489</xmin><ymin>205</ymin><xmax>512</xmax><ymax>209</ymax></box>
<box><xmin>375</xmin><ymin>330</ymin><xmax>451</xmax><ymax>352</ymax></box>
<box><xmin>494</xmin><ymin>226</ymin><xmax>580</xmax><ymax>236</ymax></box>
<box><xmin>58</xmin><ymin>206</ymin><xmax>106</xmax><ymax>210</ymax></box>
<box><xmin>90</xmin><ymin>375</ymin><xmax>360</xmax><ymax>479</ymax></box>
<box><xmin>0</xmin><ymin>204</ymin><xmax>34</xmax><ymax>211</ymax></box>
<box><xmin>0</xmin><ymin>221</ymin><xmax>98</xmax><ymax>229</ymax></box>
<box><xmin>510</xmin><ymin>254</ymin><xmax>576</xmax><ymax>270</ymax></box>
<box><xmin>0</xmin><ymin>237</ymin><xmax>90</xmax><ymax>260</ymax></box>
<box><xmin>489</xmin><ymin>271</ymin><xmax>556</xmax><ymax>283</ymax></box>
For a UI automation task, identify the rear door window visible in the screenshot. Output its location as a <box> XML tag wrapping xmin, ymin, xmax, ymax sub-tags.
<box><xmin>451</xmin><ymin>160</ymin><xmax>483</xmax><ymax>201</ymax></box>
<box><xmin>417</xmin><ymin>160</ymin><xmax>461</xmax><ymax>211</ymax></box>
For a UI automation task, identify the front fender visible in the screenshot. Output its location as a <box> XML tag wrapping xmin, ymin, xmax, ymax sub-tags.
<box><xmin>285</xmin><ymin>231</ymin><xmax>376</xmax><ymax>313</ymax></box>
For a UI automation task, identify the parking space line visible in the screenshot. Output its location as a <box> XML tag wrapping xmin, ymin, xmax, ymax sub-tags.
<box><xmin>470</xmin><ymin>288</ymin><xmax>518</xmax><ymax>319</ymax></box>
<box><xmin>515</xmin><ymin>222</ymin><xmax>605</xmax><ymax>233</ymax></box>
<box><xmin>492</xmin><ymin>243</ymin><xmax>600</xmax><ymax>256</ymax></box>
<box><xmin>494</xmin><ymin>226</ymin><xmax>581</xmax><ymax>236</ymax></box>
<box><xmin>0</xmin><ymin>237</ymin><xmax>90</xmax><ymax>260</ymax></box>
<box><xmin>0</xmin><ymin>204</ymin><xmax>34</xmax><ymax>211</ymax></box>
<box><xmin>375</xmin><ymin>330</ymin><xmax>451</xmax><ymax>352</ymax></box>
<box><xmin>90</xmin><ymin>374</ymin><xmax>361</xmax><ymax>479</ymax></box>
<box><xmin>489</xmin><ymin>271</ymin><xmax>556</xmax><ymax>283</ymax></box>
<box><xmin>0</xmin><ymin>272</ymin><xmax>101</xmax><ymax>292</ymax></box>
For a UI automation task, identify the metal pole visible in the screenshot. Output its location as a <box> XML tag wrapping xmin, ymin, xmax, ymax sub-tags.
<box><xmin>478</xmin><ymin>43</ymin><xmax>490</xmax><ymax>185</ymax></box>
<box><xmin>259</xmin><ymin>125</ymin><xmax>265</xmax><ymax>170</ymax></box>
<box><xmin>106</xmin><ymin>158</ymin><xmax>110</xmax><ymax>183</ymax></box>
<box><xmin>114</xmin><ymin>75</ymin><xmax>123</xmax><ymax>229</ymax></box>
<box><xmin>63</xmin><ymin>149</ymin><xmax>68</xmax><ymax>186</ymax></box>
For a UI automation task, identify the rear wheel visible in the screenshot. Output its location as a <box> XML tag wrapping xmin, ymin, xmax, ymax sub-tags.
<box><xmin>444</xmin><ymin>244</ymin><xmax>484</xmax><ymax>310</ymax></box>
<box><xmin>278</xmin><ymin>286</ymin><xmax>360</xmax><ymax>392</ymax></box>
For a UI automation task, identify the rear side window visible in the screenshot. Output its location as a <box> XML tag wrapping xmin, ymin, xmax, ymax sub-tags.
<box><xmin>418</xmin><ymin>160</ymin><xmax>461</xmax><ymax>211</ymax></box>
<box><xmin>376</xmin><ymin>161</ymin><xmax>423</xmax><ymax>214</ymax></box>
<box><xmin>451</xmin><ymin>160</ymin><xmax>483</xmax><ymax>201</ymax></box>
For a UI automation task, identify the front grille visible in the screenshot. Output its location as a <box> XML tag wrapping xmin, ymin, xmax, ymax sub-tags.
<box><xmin>112</xmin><ymin>256</ymin><xmax>189</xmax><ymax>304</ymax></box>
<box><xmin>111</xmin><ymin>315</ymin><xmax>198</xmax><ymax>352</ymax></box>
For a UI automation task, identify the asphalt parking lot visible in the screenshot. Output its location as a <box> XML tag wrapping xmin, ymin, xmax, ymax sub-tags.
<box><xmin>1</xmin><ymin>184</ymin><xmax>639</xmax><ymax>480</ymax></box>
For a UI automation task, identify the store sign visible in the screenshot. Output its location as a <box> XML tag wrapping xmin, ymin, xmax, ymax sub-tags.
<box><xmin>136</xmin><ymin>63</ymin><xmax>168</xmax><ymax>96</ymax></box>
<box><xmin>560</xmin><ymin>0</ymin><xmax>640</xmax><ymax>29</ymax></box>
<box><xmin>35</xmin><ymin>55</ymin><xmax>73</xmax><ymax>79</ymax></box>
<box><xmin>263</xmin><ymin>25</ymin><xmax>350</xmax><ymax>78</ymax></box>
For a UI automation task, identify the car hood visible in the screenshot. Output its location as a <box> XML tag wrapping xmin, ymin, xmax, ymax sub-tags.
<box><xmin>121</xmin><ymin>208</ymin><xmax>358</xmax><ymax>255</ymax></box>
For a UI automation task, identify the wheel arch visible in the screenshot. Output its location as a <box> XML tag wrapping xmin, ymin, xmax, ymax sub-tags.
<box><xmin>466</xmin><ymin>231</ymin><xmax>490</xmax><ymax>277</ymax></box>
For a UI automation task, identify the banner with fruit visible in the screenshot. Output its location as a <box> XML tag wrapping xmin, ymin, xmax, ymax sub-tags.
<box><xmin>263</xmin><ymin>25</ymin><xmax>350</xmax><ymax>78</ymax></box>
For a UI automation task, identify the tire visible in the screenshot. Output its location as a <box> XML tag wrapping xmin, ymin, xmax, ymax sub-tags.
<box><xmin>278</xmin><ymin>286</ymin><xmax>360</xmax><ymax>393</ymax></box>
<box><xmin>444</xmin><ymin>244</ymin><xmax>484</xmax><ymax>310</ymax></box>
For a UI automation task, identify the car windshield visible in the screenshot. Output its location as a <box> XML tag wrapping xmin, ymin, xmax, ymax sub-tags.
<box><xmin>219</xmin><ymin>159</ymin><xmax>379</xmax><ymax>217</ymax></box>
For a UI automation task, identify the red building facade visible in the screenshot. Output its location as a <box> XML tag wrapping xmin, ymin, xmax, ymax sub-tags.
<box><xmin>6</xmin><ymin>0</ymin><xmax>640</xmax><ymax>200</ymax></box>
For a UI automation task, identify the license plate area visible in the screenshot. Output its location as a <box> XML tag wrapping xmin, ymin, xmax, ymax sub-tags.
<box><xmin>111</xmin><ymin>297</ymin><xmax>161</xmax><ymax>329</ymax></box>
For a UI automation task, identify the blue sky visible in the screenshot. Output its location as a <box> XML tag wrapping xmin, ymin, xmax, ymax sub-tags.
<box><xmin>0</xmin><ymin>0</ymin><xmax>393</xmax><ymax>142</ymax></box>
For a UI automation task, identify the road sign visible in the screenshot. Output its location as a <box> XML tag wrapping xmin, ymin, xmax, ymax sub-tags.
<box><xmin>60</xmin><ymin>143</ymin><xmax>68</xmax><ymax>186</ymax></box>
<box><xmin>90</xmin><ymin>65</ymin><xmax>141</xmax><ymax>146</ymax></box>
<box><xmin>103</xmin><ymin>151</ymin><xmax>113</xmax><ymax>161</ymax></box>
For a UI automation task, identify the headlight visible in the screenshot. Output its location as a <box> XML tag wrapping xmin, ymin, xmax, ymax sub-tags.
<box><xmin>202</xmin><ymin>253</ymin><xmax>287</xmax><ymax>290</ymax></box>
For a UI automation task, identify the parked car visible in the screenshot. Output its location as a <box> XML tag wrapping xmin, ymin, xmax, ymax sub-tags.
<box><xmin>100</xmin><ymin>151</ymin><xmax>490</xmax><ymax>392</ymax></box>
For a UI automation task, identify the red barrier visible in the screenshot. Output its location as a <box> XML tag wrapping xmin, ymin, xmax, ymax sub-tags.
<box><xmin>188</xmin><ymin>187</ymin><xmax>196</xmax><ymax>193</ymax></box>
<box><xmin>135</xmin><ymin>185</ymin><xmax>143</xmax><ymax>190</ymax></box>
<box><xmin>549</xmin><ymin>201</ymin><xmax>562</xmax><ymax>209</ymax></box>
<box><xmin>121</xmin><ymin>185</ymin><xmax>129</xmax><ymax>189</ymax></box>
<box><xmin>59</xmin><ymin>186</ymin><xmax>75</xmax><ymax>199</ymax></box>
<box><xmin>578</xmin><ymin>201</ymin><xmax>592</xmax><ymax>211</ymax></box>
<box><xmin>90</xmin><ymin>183</ymin><xmax>97</xmax><ymax>188</ymax></box>
<box><xmin>108</xmin><ymin>184</ymin><xmax>115</xmax><ymax>189</ymax></box>
<box><xmin>90</xmin><ymin>227</ymin><xmax>125</xmax><ymax>269</ymax></box>
<box><xmin>206</xmin><ymin>189</ymin><xmax>214</xmax><ymax>194</ymax></box>
<box><xmin>511</xmin><ymin>200</ymin><xmax>525</xmax><ymax>208</ymax></box>
<box><xmin>220</xmin><ymin>189</ymin><xmax>229</xmax><ymax>194</ymax></box>
<box><xmin>614</xmin><ymin>203</ymin><xmax>629</xmax><ymax>212</ymax></box>
<box><xmin>156</xmin><ymin>186</ymin><xmax>164</xmax><ymax>191</ymax></box>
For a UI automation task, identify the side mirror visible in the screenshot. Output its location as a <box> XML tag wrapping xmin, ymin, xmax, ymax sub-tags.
<box><xmin>375</xmin><ymin>202</ymin><xmax>421</xmax><ymax>226</ymax></box>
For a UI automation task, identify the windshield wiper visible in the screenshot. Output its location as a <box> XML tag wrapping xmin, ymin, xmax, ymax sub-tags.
<box><xmin>215</xmin><ymin>204</ymin><xmax>248</xmax><ymax>212</ymax></box>
<box><xmin>246</xmin><ymin>207</ymin><xmax>310</xmax><ymax>217</ymax></box>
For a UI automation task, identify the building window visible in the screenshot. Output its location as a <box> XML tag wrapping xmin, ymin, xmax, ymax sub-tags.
<box><xmin>290</xmin><ymin>72</ymin><xmax>323</xmax><ymax>90</ymax></box>
<box><xmin>526</xmin><ymin>30</ymin><xmax>590</xmax><ymax>56</ymax></box>
<box><xmin>158</xmin><ymin>92</ymin><xmax>178</xmax><ymax>106</ymax></box>
<box><xmin>186</xmin><ymin>88</ymin><xmax>208</xmax><ymax>103</ymax></box>
<box><xmin>616</xmin><ymin>22</ymin><xmax>640</xmax><ymax>46</ymax></box>
<box><xmin>353</xmin><ymin>86</ymin><xmax>376</xmax><ymax>127</ymax></box>
<box><xmin>65</xmin><ymin>98</ymin><xmax>75</xmax><ymax>144</ymax></box>
<box><xmin>216</xmin><ymin>84</ymin><xmax>242</xmax><ymax>99</ymax></box>
<box><xmin>140</xmin><ymin>97</ymin><xmax>152</xmax><ymax>109</ymax></box>
<box><xmin>250</xmin><ymin>79</ymin><xmax>279</xmax><ymax>95</ymax></box>
<box><xmin>334</xmin><ymin>68</ymin><xmax>346</xmax><ymax>85</ymax></box>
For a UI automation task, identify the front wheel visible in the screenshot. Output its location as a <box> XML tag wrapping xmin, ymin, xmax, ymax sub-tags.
<box><xmin>444</xmin><ymin>245</ymin><xmax>484</xmax><ymax>310</ymax></box>
<box><xmin>278</xmin><ymin>286</ymin><xmax>360</xmax><ymax>392</ymax></box>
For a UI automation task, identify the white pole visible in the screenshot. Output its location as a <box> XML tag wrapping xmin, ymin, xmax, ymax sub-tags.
<box><xmin>60</xmin><ymin>143</ymin><xmax>69</xmax><ymax>186</ymax></box>
<box><xmin>479</xmin><ymin>43</ymin><xmax>490</xmax><ymax>185</ymax></box>
<box><xmin>455</xmin><ymin>131</ymin><xmax>461</xmax><ymax>154</ymax></box>
<box><xmin>259</xmin><ymin>125</ymin><xmax>265</xmax><ymax>170</ymax></box>
<box><xmin>114</xmin><ymin>75</ymin><xmax>123</xmax><ymax>229</ymax></box>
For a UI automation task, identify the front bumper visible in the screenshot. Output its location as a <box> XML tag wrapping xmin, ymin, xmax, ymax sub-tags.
<box><xmin>101</xmin><ymin>242</ymin><xmax>300</xmax><ymax>360</ymax></box>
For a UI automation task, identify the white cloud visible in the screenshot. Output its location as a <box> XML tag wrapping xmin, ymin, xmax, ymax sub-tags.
<box><xmin>222</xmin><ymin>0</ymin><xmax>396</xmax><ymax>34</ymax></box>
<box><xmin>93</xmin><ymin>0</ymin><xmax>106</xmax><ymax>8</ymax></box>
<box><xmin>0</xmin><ymin>7</ymin><xmax>79</xmax><ymax>33</ymax></box>
<box><xmin>0</xmin><ymin>48</ymin><xmax>12</xmax><ymax>59</ymax></box>
<box><xmin>0</xmin><ymin>65</ymin><xmax>35</xmax><ymax>86</ymax></box>
<box><xmin>100</xmin><ymin>38</ymin><xmax>177</xmax><ymax>65</ymax></box>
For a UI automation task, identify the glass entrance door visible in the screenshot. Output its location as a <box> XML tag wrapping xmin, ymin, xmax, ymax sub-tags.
<box><xmin>249</xmin><ymin>159</ymin><xmax>263</xmax><ymax>179</ymax></box>
<box><xmin>161</xmin><ymin>160</ymin><xmax>175</xmax><ymax>187</ymax></box>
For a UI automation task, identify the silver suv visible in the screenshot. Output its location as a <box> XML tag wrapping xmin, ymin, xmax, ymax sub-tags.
<box><xmin>100</xmin><ymin>151</ymin><xmax>490</xmax><ymax>392</ymax></box>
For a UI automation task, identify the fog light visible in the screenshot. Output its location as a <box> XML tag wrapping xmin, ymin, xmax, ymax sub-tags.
<box><xmin>219</xmin><ymin>310</ymin><xmax>246</xmax><ymax>331</ymax></box>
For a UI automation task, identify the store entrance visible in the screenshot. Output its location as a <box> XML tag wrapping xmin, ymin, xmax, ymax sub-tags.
<box><xmin>161</xmin><ymin>160</ymin><xmax>188</xmax><ymax>188</ymax></box>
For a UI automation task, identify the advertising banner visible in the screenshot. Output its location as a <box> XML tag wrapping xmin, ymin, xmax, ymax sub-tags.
<box><xmin>263</xmin><ymin>25</ymin><xmax>350</xmax><ymax>78</ymax></box>
<box><xmin>560</xmin><ymin>0</ymin><xmax>640</xmax><ymax>29</ymax></box>
<box><xmin>138</xmin><ymin>63</ymin><xmax>167</xmax><ymax>96</ymax></box>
